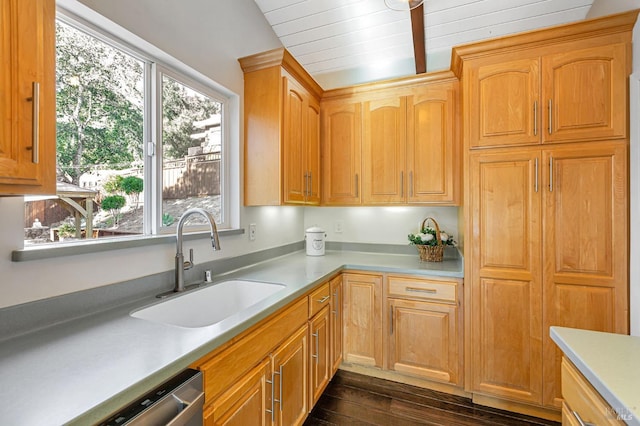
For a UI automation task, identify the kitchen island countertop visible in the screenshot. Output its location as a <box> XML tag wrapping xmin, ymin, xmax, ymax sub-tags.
<box><xmin>0</xmin><ymin>249</ymin><xmax>462</xmax><ymax>425</ymax></box>
<box><xmin>550</xmin><ymin>326</ymin><xmax>640</xmax><ymax>426</ymax></box>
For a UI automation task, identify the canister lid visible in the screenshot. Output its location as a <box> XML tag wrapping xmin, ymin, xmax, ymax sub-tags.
<box><xmin>305</xmin><ymin>226</ymin><xmax>324</xmax><ymax>233</ymax></box>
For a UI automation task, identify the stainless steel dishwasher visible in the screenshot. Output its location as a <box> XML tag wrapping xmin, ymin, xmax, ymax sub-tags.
<box><xmin>99</xmin><ymin>369</ymin><xmax>204</xmax><ymax>426</ymax></box>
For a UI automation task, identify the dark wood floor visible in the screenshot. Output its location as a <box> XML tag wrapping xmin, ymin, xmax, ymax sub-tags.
<box><xmin>305</xmin><ymin>370</ymin><xmax>560</xmax><ymax>426</ymax></box>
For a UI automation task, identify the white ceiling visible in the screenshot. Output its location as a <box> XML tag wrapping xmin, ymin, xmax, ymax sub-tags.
<box><xmin>254</xmin><ymin>0</ymin><xmax>595</xmax><ymax>89</ymax></box>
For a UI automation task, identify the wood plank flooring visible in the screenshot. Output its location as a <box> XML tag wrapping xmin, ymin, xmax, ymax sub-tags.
<box><xmin>305</xmin><ymin>370</ymin><xmax>560</xmax><ymax>426</ymax></box>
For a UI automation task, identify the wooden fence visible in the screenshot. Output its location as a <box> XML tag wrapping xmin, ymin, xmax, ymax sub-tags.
<box><xmin>163</xmin><ymin>152</ymin><xmax>221</xmax><ymax>199</ymax></box>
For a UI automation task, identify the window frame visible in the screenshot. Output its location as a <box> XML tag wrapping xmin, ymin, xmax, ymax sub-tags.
<box><xmin>27</xmin><ymin>7</ymin><xmax>234</xmax><ymax>248</ymax></box>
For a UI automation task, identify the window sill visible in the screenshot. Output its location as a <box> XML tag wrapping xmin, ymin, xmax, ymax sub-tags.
<box><xmin>12</xmin><ymin>228</ymin><xmax>244</xmax><ymax>262</ymax></box>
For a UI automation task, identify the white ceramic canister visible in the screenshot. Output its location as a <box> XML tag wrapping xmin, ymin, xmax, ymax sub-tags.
<box><xmin>305</xmin><ymin>226</ymin><xmax>326</xmax><ymax>256</ymax></box>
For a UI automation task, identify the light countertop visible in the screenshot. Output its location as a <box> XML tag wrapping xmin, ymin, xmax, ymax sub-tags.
<box><xmin>0</xmin><ymin>249</ymin><xmax>462</xmax><ymax>426</ymax></box>
<box><xmin>550</xmin><ymin>326</ymin><xmax>640</xmax><ymax>425</ymax></box>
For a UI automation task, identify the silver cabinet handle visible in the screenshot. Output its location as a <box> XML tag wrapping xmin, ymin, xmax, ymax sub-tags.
<box><xmin>548</xmin><ymin>99</ymin><xmax>553</xmax><ymax>135</ymax></box>
<box><xmin>277</xmin><ymin>366</ymin><xmax>283</xmax><ymax>411</ymax></box>
<box><xmin>308</xmin><ymin>172</ymin><xmax>312</xmax><ymax>198</ymax></box>
<box><xmin>312</xmin><ymin>331</ymin><xmax>319</xmax><ymax>362</ymax></box>
<box><xmin>533</xmin><ymin>101</ymin><xmax>538</xmax><ymax>136</ymax></box>
<box><xmin>332</xmin><ymin>290</ymin><xmax>339</xmax><ymax>317</ymax></box>
<box><xmin>355</xmin><ymin>174</ymin><xmax>359</xmax><ymax>198</ymax></box>
<box><xmin>28</xmin><ymin>82</ymin><xmax>40</xmax><ymax>164</ymax></box>
<box><xmin>303</xmin><ymin>172</ymin><xmax>308</xmax><ymax>197</ymax></box>
<box><xmin>389</xmin><ymin>305</ymin><xmax>394</xmax><ymax>335</ymax></box>
<box><xmin>409</xmin><ymin>171</ymin><xmax>413</xmax><ymax>197</ymax></box>
<box><xmin>317</xmin><ymin>295</ymin><xmax>330</xmax><ymax>304</ymax></box>
<box><xmin>573</xmin><ymin>410</ymin><xmax>595</xmax><ymax>426</ymax></box>
<box><xmin>406</xmin><ymin>287</ymin><xmax>437</xmax><ymax>294</ymax></box>
<box><xmin>549</xmin><ymin>156</ymin><xmax>553</xmax><ymax>192</ymax></box>
<box><xmin>534</xmin><ymin>158</ymin><xmax>539</xmax><ymax>193</ymax></box>
<box><xmin>266</xmin><ymin>373</ymin><xmax>275</xmax><ymax>422</ymax></box>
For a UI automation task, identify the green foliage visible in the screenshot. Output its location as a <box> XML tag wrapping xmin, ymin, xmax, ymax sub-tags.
<box><xmin>162</xmin><ymin>213</ymin><xmax>175</xmax><ymax>227</ymax></box>
<box><xmin>55</xmin><ymin>21</ymin><xmax>143</xmax><ymax>184</ymax></box>
<box><xmin>103</xmin><ymin>175</ymin><xmax>124</xmax><ymax>195</ymax></box>
<box><xmin>57</xmin><ymin>222</ymin><xmax>76</xmax><ymax>238</ymax></box>
<box><xmin>101</xmin><ymin>195</ymin><xmax>127</xmax><ymax>226</ymax></box>
<box><xmin>121</xmin><ymin>176</ymin><xmax>143</xmax><ymax>210</ymax></box>
<box><xmin>408</xmin><ymin>226</ymin><xmax>456</xmax><ymax>247</ymax></box>
<box><xmin>162</xmin><ymin>76</ymin><xmax>220</xmax><ymax>159</ymax></box>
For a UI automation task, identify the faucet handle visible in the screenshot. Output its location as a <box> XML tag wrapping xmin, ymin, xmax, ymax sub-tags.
<box><xmin>184</xmin><ymin>248</ymin><xmax>194</xmax><ymax>270</ymax></box>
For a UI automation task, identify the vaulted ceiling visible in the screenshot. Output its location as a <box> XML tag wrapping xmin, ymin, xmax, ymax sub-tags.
<box><xmin>254</xmin><ymin>0</ymin><xmax>595</xmax><ymax>89</ymax></box>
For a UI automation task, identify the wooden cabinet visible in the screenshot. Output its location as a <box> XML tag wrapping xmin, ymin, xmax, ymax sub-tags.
<box><xmin>323</xmin><ymin>73</ymin><xmax>460</xmax><ymax>205</ymax></box>
<box><xmin>468</xmin><ymin>142</ymin><xmax>627</xmax><ymax>408</ymax></box>
<box><xmin>321</xmin><ymin>100</ymin><xmax>362</xmax><ymax>205</ymax></box>
<box><xmin>271</xmin><ymin>326</ymin><xmax>308</xmax><ymax>426</ymax></box>
<box><xmin>560</xmin><ymin>358</ymin><xmax>626</xmax><ymax>425</ymax></box>
<box><xmin>386</xmin><ymin>275</ymin><xmax>462</xmax><ymax>386</ymax></box>
<box><xmin>204</xmin><ymin>359</ymin><xmax>271</xmax><ymax>426</ymax></box>
<box><xmin>307</xmin><ymin>282</ymin><xmax>331</xmax><ymax>407</ymax></box>
<box><xmin>465</xmin><ymin>44</ymin><xmax>628</xmax><ymax>149</ymax></box>
<box><xmin>0</xmin><ymin>0</ymin><xmax>55</xmax><ymax>195</ymax></box>
<box><xmin>541</xmin><ymin>143</ymin><xmax>628</xmax><ymax>408</ymax></box>
<box><xmin>283</xmin><ymin>77</ymin><xmax>321</xmax><ymax>205</ymax></box>
<box><xmin>329</xmin><ymin>275</ymin><xmax>343</xmax><ymax>375</ymax></box>
<box><xmin>343</xmin><ymin>273</ymin><xmax>383</xmax><ymax>367</ymax></box>
<box><xmin>239</xmin><ymin>48</ymin><xmax>322</xmax><ymax>206</ymax></box>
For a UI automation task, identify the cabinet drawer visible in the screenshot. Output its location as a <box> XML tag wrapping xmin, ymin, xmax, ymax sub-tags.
<box><xmin>308</xmin><ymin>282</ymin><xmax>331</xmax><ymax>318</ymax></box>
<box><xmin>387</xmin><ymin>276</ymin><xmax>457</xmax><ymax>303</ymax></box>
<box><xmin>561</xmin><ymin>358</ymin><xmax>625</xmax><ymax>425</ymax></box>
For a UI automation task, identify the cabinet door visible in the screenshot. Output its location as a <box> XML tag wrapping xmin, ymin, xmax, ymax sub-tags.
<box><xmin>467</xmin><ymin>57</ymin><xmax>540</xmax><ymax>148</ymax></box>
<box><xmin>362</xmin><ymin>96</ymin><xmax>406</xmax><ymax>204</ymax></box>
<box><xmin>305</xmin><ymin>97</ymin><xmax>321</xmax><ymax>205</ymax></box>
<box><xmin>283</xmin><ymin>77</ymin><xmax>307</xmax><ymax>204</ymax></box>
<box><xmin>343</xmin><ymin>273</ymin><xmax>383</xmax><ymax>367</ymax></box>
<box><xmin>321</xmin><ymin>101</ymin><xmax>362</xmax><ymax>205</ymax></box>
<box><xmin>330</xmin><ymin>275</ymin><xmax>343</xmax><ymax>375</ymax></box>
<box><xmin>407</xmin><ymin>84</ymin><xmax>459</xmax><ymax>204</ymax></box>
<box><xmin>272</xmin><ymin>325</ymin><xmax>308</xmax><ymax>426</ymax></box>
<box><xmin>309</xmin><ymin>306</ymin><xmax>331</xmax><ymax>407</ymax></box>
<box><xmin>542</xmin><ymin>44</ymin><xmax>627</xmax><ymax>143</ymax></box>
<box><xmin>205</xmin><ymin>359</ymin><xmax>271</xmax><ymax>426</ymax></box>
<box><xmin>0</xmin><ymin>0</ymin><xmax>55</xmax><ymax>194</ymax></box>
<box><xmin>541</xmin><ymin>142</ymin><xmax>628</xmax><ymax>408</ymax></box>
<box><xmin>388</xmin><ymin>298</ymin><xmax>459</xmax><ymax>385</ymax></box>
<box><xmin>469</xmin><ymin>149</ymin><xmax>543</xmax><ymax>404</ymax></box>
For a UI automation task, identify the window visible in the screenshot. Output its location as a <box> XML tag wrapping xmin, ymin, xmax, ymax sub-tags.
<box><xmin>24</xmin><ymin>17</ymin><xmax>230</xmax><ymax>246</ymax></box>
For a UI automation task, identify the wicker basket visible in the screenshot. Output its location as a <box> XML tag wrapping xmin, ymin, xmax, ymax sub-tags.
<box><xmin>415</xmin><ymin>217</ymin><xmax>445</xmax><ymax>262</ymax></box>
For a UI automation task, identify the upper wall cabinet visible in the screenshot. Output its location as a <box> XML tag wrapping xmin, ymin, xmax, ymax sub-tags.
<box><xmin>455</xmin><ymin>11</ymin><xmax>634</xmax><ymax>149</ymax></box>
<box><xmin>239</xmin><ymin>48</ymin><xmax>323</xmax><ymax>206</ymax></box>
<box><xmin>0</xmin><ymin>0</ymin><xmax>56</xmax><ymax>195</ymax></box>
<box><xmin>322</xmin><ymin>73</ymin><xmax>460</xmax><ymax>206</ymax></box>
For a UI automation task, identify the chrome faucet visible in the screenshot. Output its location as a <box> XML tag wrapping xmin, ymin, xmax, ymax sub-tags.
<box><xmin>174</xmin><ymin>208</ymin><xmax>221</xmax><ymax>293</ymax></box>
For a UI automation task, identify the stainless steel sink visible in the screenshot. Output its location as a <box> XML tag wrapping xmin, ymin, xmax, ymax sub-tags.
<box><xmin>131</xmin><ymin>280</ymin><xmax>286</xmax><ymax>328</ymax></box>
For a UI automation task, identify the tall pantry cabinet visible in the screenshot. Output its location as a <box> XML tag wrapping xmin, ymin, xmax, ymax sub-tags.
<box><xmin>453</xmin><ymin>10</ymin><xmax>635</xmax><ymax>416</ymax></box>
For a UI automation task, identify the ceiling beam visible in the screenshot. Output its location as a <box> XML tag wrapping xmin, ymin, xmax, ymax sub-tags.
<box><xmin>410</xmin><ymin>3</ymin><xmax>426</xmax><ymax>74</ymax></box>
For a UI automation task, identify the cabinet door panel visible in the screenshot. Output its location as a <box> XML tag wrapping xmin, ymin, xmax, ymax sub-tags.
<box><xmin>206</xmin><ymin>359</ymin><xmax>271</xmax><ymax>426</ymax></box>
<box><xmin>362</xmin><ymin>97</ymin><xmax>406</xmax><ymax>204</ymax></box>
<box><xmin>542</xmin><ymin>143</ymin><xmax>628</xmax><ymax>407</ymax></box>
<box><xmin>470</xmin><ymin>149</ymin><xmax>542</xmax><ymax>404</ymax></box>
<box><xmin>272</xmin><ymin>326</ymin><xmax>308</xmax><ymax>426</ymax></box>
<box><xmin>468</xmin><ymin>58</ymin><xmax>540</xmax><ymax>148</ymax></box>
<box><xmin>543</xmin><ymin>44</ymin><xmax>627</xmax><ymax>143</ymax></box>
<box><xmin>322</xmin><ymin>102</ymin><xmax>362</xmax><ymax>204</ymax></box>
<box><xmin>306</xmin><ymin>98</ymin><xmax>321</xmax><ymax>204</ymax></box>
<box><xmin>283</xmin><ymin>77</ymin><xmax>306</xmax><ymax>204</ymax></box>
<box><xmin>388</xmin><ymin>298</ymin><xmax>459</xmax><ymax>384</ymax></box>
<box><xmin>0</xmin><ymin>0</ymin><xmax>55</xmax><ymax>193</ymax></box>
<box><xmin>309</xmin><ymin>306</ymin><xmax>331</xmax><ymax>406</ymax></box>
<box><xmin>343</xmin><ymin>273</ymin><xmax>383</xmax><ymax>367</ymax></box>
<box><xmin>407</xmin><ymin>85</ymin><xmax>458</xmax><ymax>203</ymax></box>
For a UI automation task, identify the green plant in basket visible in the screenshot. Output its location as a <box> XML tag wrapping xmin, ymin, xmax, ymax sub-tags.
<box><xmin>408</xmin><ymin>225</ymin><xmax>456</xmax><ymax>246</ymax></box>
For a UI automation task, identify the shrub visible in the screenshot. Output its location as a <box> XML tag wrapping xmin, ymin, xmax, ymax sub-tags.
<box><xmin>121</xmin><ymin>176</ymin><xmax>143</xmax><ymax>210</ymax></box>
<box><xmin>101</xmin><ymin>195</ymin><xmax>126</xmax><ymax>226</ymax></box>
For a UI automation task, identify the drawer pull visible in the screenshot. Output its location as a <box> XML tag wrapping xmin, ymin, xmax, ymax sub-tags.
<box><xmin>572</xmin><ymin>410</ymin><xmax>595</xmax><ymax>426</ymax></box>
<box><xmin>406</xmin><ymin>287</ymin><xmax>437</xmax><ymax>294</ymax></box>
<box><xmin>317</xmin><ymin>295</ymin><xmax>330</xmax><ymax>304</ymax></box>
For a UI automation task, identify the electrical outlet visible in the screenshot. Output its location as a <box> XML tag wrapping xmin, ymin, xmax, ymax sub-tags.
<box><xmin>334</xmin><ymin>220</ymin><xmax>344</xmax><ymax>233</ymax></box>
<box><xmin>249</xmin><ymin>223</ymin><xmax>256</xmax><ymax>241</ymax></box>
